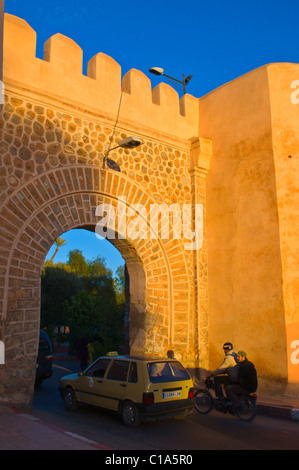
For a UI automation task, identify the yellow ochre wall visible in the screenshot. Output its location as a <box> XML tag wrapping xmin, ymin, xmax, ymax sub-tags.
<box><xmin>268</xmin><ymin>64</ymin><xmax>299</xmax><ymax>384</ymax></box>
<box><xmin>199</xmin><ymin>64</ymin><xmax>299</xmax><ymax>386</ymax></box>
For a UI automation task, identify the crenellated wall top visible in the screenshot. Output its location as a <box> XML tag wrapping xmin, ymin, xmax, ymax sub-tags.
<box><xmin>3</xmin><ymin>14</ymin><xmax>199</xmax><ymax>140</ymax></box>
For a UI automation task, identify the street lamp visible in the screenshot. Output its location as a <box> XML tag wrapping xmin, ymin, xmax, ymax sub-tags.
<box><xmin>103</xmin><ymin>136</ymin><xmax>143</xmax><ymax>169</ymax></box>
<box><xmin>149</xmin><ymin>67</ymin><xmax>193</xmax><ymax>94</ymax></box>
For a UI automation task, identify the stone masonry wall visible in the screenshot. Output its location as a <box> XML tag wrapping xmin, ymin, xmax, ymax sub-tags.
<box><xmin>0</xmin><ymin>14</ymin><xmax>211</xmax><ymax>407</ymax></box>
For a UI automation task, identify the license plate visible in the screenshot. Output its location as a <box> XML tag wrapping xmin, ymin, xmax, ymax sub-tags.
<box><xmin>163</xmin><ymin>391</ymin><xmax>181</xmax><ymax>399</ymax></box>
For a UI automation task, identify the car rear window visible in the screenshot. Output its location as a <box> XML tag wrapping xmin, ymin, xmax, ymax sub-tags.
<box><xmin>148</xmin><ymin>361</ymin><xmax>190</xmax><ymax>383</ymax></box>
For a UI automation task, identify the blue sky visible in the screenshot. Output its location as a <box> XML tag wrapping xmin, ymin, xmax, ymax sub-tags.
<box><xmin>4</xmin><ymin>0</ymin><xmax>299</xmax><ymax>273</ymax></box>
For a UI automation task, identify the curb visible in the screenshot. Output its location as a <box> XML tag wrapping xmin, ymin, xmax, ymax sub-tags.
<box><xmin>9</xmin><ymin>406</ymin><xmax>112</xmax><ymax>450</ymax></box>
<box><xmin>257</xmin><ymin>403</ymin><xmax>299</xmax><ymax>421</ymax></box>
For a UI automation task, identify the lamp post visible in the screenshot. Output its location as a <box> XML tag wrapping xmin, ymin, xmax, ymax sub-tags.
<box><xmin>103</xmin><ymin>136</ymin><xmax>143</xmax><ymax>169</ymax></box>
<box><xmin>149</xmin><ymin>67</ymin><xmax>193</xmax><ymax>94</ymax></box>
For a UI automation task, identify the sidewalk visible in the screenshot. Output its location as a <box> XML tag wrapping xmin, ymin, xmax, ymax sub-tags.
<box><xmin>257</xmin><ymin>393</ymin><xmax>299</xmax><ymax>421</ymax></box>
<box><xmin>0</xmin><ymin>404</ymin><xmax>112</xmax><ymax>450</ymax></box>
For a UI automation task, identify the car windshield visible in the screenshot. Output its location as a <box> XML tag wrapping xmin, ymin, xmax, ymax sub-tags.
<box><xmin>148</xmin><ymin>361</ymin><xmax>190</xmax><ymax>383</ymax></box>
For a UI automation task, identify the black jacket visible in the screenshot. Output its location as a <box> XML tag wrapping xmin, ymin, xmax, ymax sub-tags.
<box><xmin>237</xmin><ymin>359</ymin><xmax>258</xmax><ymax>393</ymax></box>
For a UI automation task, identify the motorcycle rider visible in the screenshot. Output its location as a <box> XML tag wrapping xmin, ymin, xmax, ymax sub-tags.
<box><xmin>224</xmin><ymin>350</ymin><xmax>258</xmax><ymax>411</ymax></box>
<box><xmin>206</xmin><ymin>342</ymin><xmax>238</xmax><ymax>401</ymax></box>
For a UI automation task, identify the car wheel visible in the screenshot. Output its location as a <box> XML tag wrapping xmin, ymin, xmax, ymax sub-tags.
<box><xmin>63</xmin><ymin>387</ymin><xmax>78</xmax><ymax>411</ymax></box>
<box><xmin>121</xmin><ymin>401</ymin><xmax>141</xmax><ymax>427</ymax></box>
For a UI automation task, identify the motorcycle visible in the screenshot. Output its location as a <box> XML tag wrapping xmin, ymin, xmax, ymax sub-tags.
<box><xmin>194</xmin><ymin>377</ymin><xmax>257</xmax><ymax>422</ymax></box>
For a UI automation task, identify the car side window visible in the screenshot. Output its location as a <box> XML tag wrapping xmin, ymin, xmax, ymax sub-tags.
<box><xmin>128</xmin><ymin>362</ymin><xmax>138</xmax><ymax>383</ymax></box>
<box><xmin>85</xmin><ymin>358</ymin><xmax>111</xmax><ymax>378</ymax></box>
<box><xmin>107</xmin><ymin>360</ymin><xmax>129</xmax><ymax>381</ymax></box>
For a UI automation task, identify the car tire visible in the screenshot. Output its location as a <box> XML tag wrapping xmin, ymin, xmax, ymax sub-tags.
<box><xmin>121</xmin><ymin>401</ymin><xmax>141</xmax><ymax>427</ymax></box>
<box><xmin>63</xmin><ymin>387</ymin><xmax>78</xmax><ymax>411</ymax></box>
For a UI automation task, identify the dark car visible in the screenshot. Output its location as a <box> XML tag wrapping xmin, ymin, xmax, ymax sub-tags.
<box><xmin>35</xmin><ymin>329</ymin><xmax>53</xmax><ymax>387</ymax></box>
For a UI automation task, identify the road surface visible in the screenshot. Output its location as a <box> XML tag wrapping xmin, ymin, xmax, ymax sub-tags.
<box><xmin>32</xmin><ymin>359</ymin><xmax>299</xmax><ymax>451</ymax></box>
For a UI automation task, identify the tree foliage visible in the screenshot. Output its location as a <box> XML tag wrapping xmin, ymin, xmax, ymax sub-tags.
<box><xmin>41</xmin><ymin>249</ymin><xmax>126</xmax><ymax>358</ymax></box>
<box><xmin>49</xmin><ymin>237</ymin><xmax>68</xmax><ymax>262</ymax></box>
<box><xmin>41</xmin><ymin>264</ymin><xmax>81</xmax><ymax>330</ymax></box>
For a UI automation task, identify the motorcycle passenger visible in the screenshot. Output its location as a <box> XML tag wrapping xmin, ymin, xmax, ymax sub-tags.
<box><xmin>206</xmin><ymin>342</ymin><xmax>238</xmax><ymax>401</ymax></box>
<box><xmin>224</xmin><ymin>350</ymin><xmax>258</xmax><ymax>411</ymax></box>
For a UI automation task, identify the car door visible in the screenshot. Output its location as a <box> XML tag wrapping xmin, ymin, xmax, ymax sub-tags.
<box><xmin>100</xmin><ymin>359</ymin><xmax>130</xmax><ymax>411</ymax></box>
<box><xmin>77</xmin><ymin>358</ymin><xmax>111</xmax><ymax>407</ymax></box>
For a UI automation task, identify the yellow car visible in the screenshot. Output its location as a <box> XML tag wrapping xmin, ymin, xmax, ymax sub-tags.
<box><xmin>58</xmin><ymin>353</ymin><xmax>194</xmax><ymax>427</ymax></box>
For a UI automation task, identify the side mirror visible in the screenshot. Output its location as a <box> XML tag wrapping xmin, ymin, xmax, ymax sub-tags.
<box><xmin>78</xmin><ymin>372</ymin><xmax>83</xmax><ymax>377</ymax></box>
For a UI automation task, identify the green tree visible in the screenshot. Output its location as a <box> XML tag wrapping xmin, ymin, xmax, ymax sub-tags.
<box><xmin>66</xmin><ymin>249</ymin><xmax>89</xmax><ymax>276</ymax></box>
<box><xmin>65</xmin><ymin>290</ymin><xmax>100</xmax><ymax>330</ymax></box>
<box><xmin>114</xmin><ymin>265</ymin><xmax>126</xmax><ymax>305</ymax></box>
<box><xmin>49</xmin><ymin>237</ymin><xmax>68</xmax><ymax>262</ymax></box>
<box><xmin>41</xmin><ymin>248</ymin><xmax>126</xmax><ymax>358</ymax></box>
<box><xmin>89</xmin><ymin>255</ymin><xmax>113</xmax><ymax>278</ymax></box>
<box><xmin>64</xmin><ymin>279</ymin><xmax>123</xmax><ymax>356</ymax></box>
<box><xmin>41</xmin><ymin>266</ymin><xmax>81</xmax><ymax>331</ymax></box>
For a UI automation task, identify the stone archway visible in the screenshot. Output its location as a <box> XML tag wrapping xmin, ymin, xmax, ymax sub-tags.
<box><xmin>0</xmin><ymin>13</ymin><xmax>211</xmax><ymax>408</ymax></box>
<box><xmin>1</xmin><ymin>11</ymin><xmax>299</xmax><ymax>398</ymax></box>
<box><xmin>0</xmin><ymin>165</ymin><xmax>197</xmax><ymax>408</ymax></box>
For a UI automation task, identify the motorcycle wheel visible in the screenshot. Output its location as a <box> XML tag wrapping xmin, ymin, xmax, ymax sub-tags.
<box><xmin>235</xmin><ymin>395</ymin><xmax>257</xmax><ymax>422</ymax></box>
<box><xmin>194</xmin><ymin>389</ymin><xmax>214</xmax><ymax>414</ymax></box>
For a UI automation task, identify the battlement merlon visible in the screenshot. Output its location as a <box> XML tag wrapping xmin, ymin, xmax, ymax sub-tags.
<box><xmin>3</xmin><ymin>13</ymin><xmax>199</xmax><ymax>140</ymax></box>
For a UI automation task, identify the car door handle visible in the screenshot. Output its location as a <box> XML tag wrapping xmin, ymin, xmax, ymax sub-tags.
<box><xmin>97</xmin><ymin>379</ymin><xmax>103</xmax><ymax>383</ymax></box>
<box><xmin>120</xmin><ymin>383</ymin><xmax>126</xmax><ymax>387</ymax></box>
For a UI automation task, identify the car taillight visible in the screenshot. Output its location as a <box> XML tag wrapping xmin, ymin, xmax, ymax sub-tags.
<box><xmin>45</xmin><ymin>355</ymin><xmax>52</xmax><ymax>361</ymax></box>
<box><xmin>142</xmin><ymin>392</ymin><xmax>154</xmax><ymax>404</ymax></box>
<box><xmin>188</xmin><ymin>388</ymin><xmax>194</xmax><ymax>399</ymax></box>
